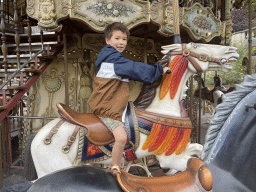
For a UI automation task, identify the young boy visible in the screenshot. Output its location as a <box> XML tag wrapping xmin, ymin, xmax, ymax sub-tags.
<box><xmin>88</xmin><ymin>22</ymin><xmax>169</xmax><ymax>176</ymax></box>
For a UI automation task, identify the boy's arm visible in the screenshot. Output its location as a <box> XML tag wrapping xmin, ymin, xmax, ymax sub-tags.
<box><xmin>114</xmin><ymin>55</ymin><xmax>164</xmax><ymax>84</ymax></box>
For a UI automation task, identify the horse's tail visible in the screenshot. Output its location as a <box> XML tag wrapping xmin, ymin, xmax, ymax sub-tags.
<box><xmin>23</xmin><ymin>133</ymin><xmax>38</xmax><ymax>181</ymax></box>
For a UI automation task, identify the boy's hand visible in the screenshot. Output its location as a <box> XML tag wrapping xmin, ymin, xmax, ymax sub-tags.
<box><xmin>163</xmin><ymin>67</ymin><xmax>171</xmax><ymax>75</ymax></box>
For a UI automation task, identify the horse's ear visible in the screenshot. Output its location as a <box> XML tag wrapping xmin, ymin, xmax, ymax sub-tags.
<box><xmin>161</xmin><ymin>44</ymin><xmax>182</xmax><ymax>54</ymax></box>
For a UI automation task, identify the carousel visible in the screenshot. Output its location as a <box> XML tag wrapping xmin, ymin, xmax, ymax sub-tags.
<box><xmin>0</xmin><ymin>0</ymin><xmax>255</xmax><ymax>192</ymax></box>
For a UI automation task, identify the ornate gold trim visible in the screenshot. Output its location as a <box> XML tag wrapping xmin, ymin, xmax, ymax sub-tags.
<box><xmin>180</xmin><ymin>3</ymin><xmax>225</xmax><ymax>43</ymax></box>
<box><xmin>70</xmin><ymin>0</ymin><xmax>150</xmax><ymax>32</ymax></box>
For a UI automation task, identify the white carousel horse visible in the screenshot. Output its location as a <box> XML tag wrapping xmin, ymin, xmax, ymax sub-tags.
<box><xmin>28</xmin><ymin>43</ymin><xmax>239</xmax><ymax>179</ymax></box>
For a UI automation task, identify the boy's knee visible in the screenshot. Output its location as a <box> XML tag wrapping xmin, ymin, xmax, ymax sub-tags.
<box><xmin>116</xmin><ymin>134</ymin><xmax>127</xmax><ymax>144</ymax></box>
<box><xmin>114</xmin><ymin>130</ymin><xmax>127</xmax><ymax>143</ymax></box>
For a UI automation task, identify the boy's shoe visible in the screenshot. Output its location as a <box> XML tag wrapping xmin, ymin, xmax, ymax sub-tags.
<box><xmin>110</xmin><ymin>165</ymin><xmax>121</xmax><ymax>177</ymax></box>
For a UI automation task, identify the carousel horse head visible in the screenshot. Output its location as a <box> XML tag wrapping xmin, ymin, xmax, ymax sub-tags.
<box><xmin>139</xmin><ymin>43</ymin><xmax>239</xmax><ymax>116</ymax></box>
<box><xmin>161</xmin><ymin>43</ymin><xmax>239</xmax><ymax>74</ymax></box>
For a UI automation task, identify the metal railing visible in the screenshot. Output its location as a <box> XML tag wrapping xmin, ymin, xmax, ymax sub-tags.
<box><xmin>0</xmin><ymin>49</ymin><xmax>45</xmax><ymax>89</ymax></box>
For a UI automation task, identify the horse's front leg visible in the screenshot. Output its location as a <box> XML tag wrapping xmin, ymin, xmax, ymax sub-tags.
<box><xmin>156</xmin><ymin>142</ymin><xmax>203</xmax><ymax>175</ymax></box>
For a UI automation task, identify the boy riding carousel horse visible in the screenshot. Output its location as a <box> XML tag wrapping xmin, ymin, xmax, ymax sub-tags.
<box><xmin>88</xmin><ymin>22</ymin><xmax>170</xmax><ymax>176</ymax></box>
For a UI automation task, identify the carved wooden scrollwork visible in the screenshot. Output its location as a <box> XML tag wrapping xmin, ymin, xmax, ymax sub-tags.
<box><xmin>26</xmin><ymin>0</ymin><xmax>226</xmax><ymax>43</ymax></box>
<box><xmin>26</xmin><ymin>0</ymin><xmax>69</xmax><ymax>30</ymax></box>
<box><xmin>70</xmin><ymin>0</ymin><xmax>150</xmax><ymax>32</ymax></box>
<box><xmin>150</xmin><ymin>0</ymin><xmax>182</xmax><ymax>37</ymax></box>
<box><xmin>180</xmin><ymin>3</ymin><xmax>226</xmax><ymax>43</ymax></box>
<box><xmin>27</xmin><ymin>0</ymin><xmax>35</xmax><ymax>16</ymax></box>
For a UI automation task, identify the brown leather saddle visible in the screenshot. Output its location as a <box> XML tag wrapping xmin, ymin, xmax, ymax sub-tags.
<box><xmin>56</xmin><ymin>103</ymin><xmax>115</xmax><ymax>146</ymax></box>
<box><xmin>116</xmin><ymin>158</ymin><xmax>213</xmax><ymax>192</ymax></box>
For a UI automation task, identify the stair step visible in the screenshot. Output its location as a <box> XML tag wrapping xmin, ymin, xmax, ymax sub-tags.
<box><xmin>0</xmin><ymin>90</ymin><xmax>14</xmax><ymax>95</ymax></box>
<box><xmin>0</xmin><ymin>54</ymin><xmax>43</xmax><ymax>59</ymax></box>
<box><xmin>0</xmin><ymin>106</ymin><xmax>7</xmax><ymax>111</ymax></box>
<box><xmin>0</xmin><ymin>68</ymin><xmax>38</xmax><ymax>78</ymax></box>
<box><xmin>1</xmin><ymin>26</ymin><xmax>56</xmax><ymax>37</ymax></box>
<box><xmin>0</xmin><ymin>68</ymin><xmax>34</xmax><ymax>72</ymax></box>
<box><xmin>0</xmin><ymin>57</ymin><xmax>41</xmax><ymax>64</ymax></box>
<box><xmin>0</xmin><ymin>54</ymin><xmax>43</xmax><ymax>64</ymax></box>
<box><xmin>24</xmin><ymin>26</ymin><xmax>57</xmax><ymax>36</ymax></box>
<box><xmin>7</xmin><ymin>85</ymin><xmax>27</xmax><ymax>90</ymax></box>
<box><xmin>24</xmin><ymin>68</ymin><xmax>42</xmax><ymax>74</ymax></box>
<box><xmin>7</xmin><ymin>41</ymin><xmax>58</xmax><ymax>47</ymax></box>
<box><xmin>4</xmin><ymin>41</ymin><xmax>58</xmax><ymax>48</ymax></box>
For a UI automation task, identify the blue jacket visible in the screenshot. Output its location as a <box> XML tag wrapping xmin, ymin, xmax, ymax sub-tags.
<box><xmin>88</xmin><ymin>45</ymin><xmax>163</xmax><ymax>121</ymax></box>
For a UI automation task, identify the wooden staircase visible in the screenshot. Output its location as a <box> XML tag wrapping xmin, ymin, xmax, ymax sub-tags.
<box><xmin>0</xmin><ymin>24</ymin><xmax>63</xmax><ymax>123</ymax></box>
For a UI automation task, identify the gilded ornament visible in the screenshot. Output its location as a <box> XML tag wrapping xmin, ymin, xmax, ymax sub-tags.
<box><xmin>38</xmin><ymin>0</ymin><xmax>57</xmax><ymax>27</ymax></box>
<box><xmin>113</xmin><ymin>10</ymin><xmax>119</xmax><ymax>16</ymax></box>
<box><xmin>61</xmin><ymin>0</ymin><xmax>70</xmax><ymax>16</ymax></box>
<box><xmin>192</xmin><ymin>16</ymin><xmax>213</xmax><ymax>31</ymax></box>
<box><xmin>150</xmin><ymin>3</ymin><xmax>158</xmax><ymax>21</ymax></box>
<box><xmin>87</xmin><ymin>1</ymin><xmax>135</xmax><ymax>17</ymax></box>
<box><xmin>27</xmin><ymin>0</ymin><xmax>35</xmax><ymax>15</ymax></box>
<box><xmin>44</xmin><ymin>68</ymin><xmax>62</xmax><ymax>93</ymax></box>
<box><xmin>107</xmin><ymin>4</ymin><xmax>113</xmax><ymax>9</ymax></box>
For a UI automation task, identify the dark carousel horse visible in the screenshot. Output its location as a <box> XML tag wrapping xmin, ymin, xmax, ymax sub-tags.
<box><xmin>194</xmin><ymin>75</ymin><xmax>224</xmax><ymax>107</ymax></box>
<box><xmin>213</xmin><ymin>75</ymin><xmax>235</xmax><ymax>94</ymax></box>
<box><xmin>202</xmin><ymin>74</ymin><xmax>256</xmax><ymax>192</ymax></box>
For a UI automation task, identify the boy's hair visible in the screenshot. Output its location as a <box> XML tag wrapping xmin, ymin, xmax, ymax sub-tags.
<box><xmin>104</xmin><ymin>22</ymin><xmax>130</xmax><ymax>39</ymax></box>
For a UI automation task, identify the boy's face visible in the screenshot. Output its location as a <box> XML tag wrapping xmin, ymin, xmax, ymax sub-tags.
<box><xmin>106</xmin><ymin>30</ymin><xmax>127</xmax><ymax>53</ymax></box>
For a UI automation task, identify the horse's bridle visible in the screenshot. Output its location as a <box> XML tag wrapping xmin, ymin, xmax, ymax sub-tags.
<box><xmin>161</xmin><ymin>44</ymin><xmax>228</xmax><ymax>73</ymax></box>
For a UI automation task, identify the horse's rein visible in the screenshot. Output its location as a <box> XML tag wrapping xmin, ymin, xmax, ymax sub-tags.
<box><xmin>163</xmin><ymin>44</ymin><xmax>227</xmax><ymax>73</ymax></box>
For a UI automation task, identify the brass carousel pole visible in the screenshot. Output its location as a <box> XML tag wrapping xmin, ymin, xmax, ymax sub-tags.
<box><xmin>248</xmin><ymin>0</ymin><xmax>252</xmax><ymax>75</ymax></box>
<box><xmin>144</xmin><ymin>26</ymin><xmax>148</xmax><ymax>63</ymax></box>
<box><xmin>0</xmin><ymin>121</ymin><xmax>3</xmax><ymax>189</ymax></box>
<box><xmin>173</xmin><ymin>0</ymin><xmax>181</xmax><ymax>43</ymax></box>
<box><xmin>189</xmin><ymin>77</ymin><xmax>193</xmax><ymax>124</ymax></box>
<box><xmin>198</xmin><ymin>73</ymin><xmax>202</xmax><ymax>143</ymax></box>
<box><xmin>64</xmin><ymin>28</ymin><xmax>69</xmax><ymax>106</ymax></box>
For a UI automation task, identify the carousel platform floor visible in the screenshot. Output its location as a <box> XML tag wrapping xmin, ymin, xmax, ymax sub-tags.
<box><xmin>0</xmin><ymin>112</ymin><xmax>213</xmax><ymax>192</ymax></box>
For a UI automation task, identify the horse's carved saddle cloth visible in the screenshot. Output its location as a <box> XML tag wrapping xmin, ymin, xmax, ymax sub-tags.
<box><xmin>56</xmin><ymin>103</ymin><xmax>114</xmax><ymax>146</ymax></box>
<box><xmin>117</xmin><ymin>158</ymin><xmax>212</xmax><ymax>192</ymax></box>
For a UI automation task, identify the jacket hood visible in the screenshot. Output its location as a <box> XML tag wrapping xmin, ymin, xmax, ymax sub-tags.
<box><xmin>95</xmin><ymin>45</ymin><xmax>121</xmax><ymax>71</ymax></box>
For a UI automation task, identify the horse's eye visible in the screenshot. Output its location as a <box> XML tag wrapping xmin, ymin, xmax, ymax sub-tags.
<box><xmin>193</xmin><ymin>44</ymin><xmax>198</xmax><ymax>49</ymax></box>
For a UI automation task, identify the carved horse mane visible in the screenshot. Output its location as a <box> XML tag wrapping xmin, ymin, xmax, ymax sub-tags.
<box><xmin>134</xmin><ymin>76</ymin><xmax>162</xmax><ymax>109</ymax></box>
<box><xmin>201</xmin><ymin>74</ymin><xmax>256</xmax><ymax>160</ymax></box>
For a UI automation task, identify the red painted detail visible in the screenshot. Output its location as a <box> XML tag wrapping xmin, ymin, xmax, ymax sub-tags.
<box><xmin>165</xmin><ymin>128</ymin><xmax>185</xmax><ymax>156</ymax></box>
<box><xmin>170</xmin><ymin>57</ymin><xmax>188</xmax><ymax>100</ymax></box>
<box><xmin>87</xmin><ymin>143</ymin><xmax>102</xmax><ymax>156</ymax></box>
<box><xmin>148</xmin><ymin>125</ymin><xmax>169</xmax><ymax>152</ymax></box>
<box><xmin>0</xmin><ymin>63</ymin><xmax>50</xmax><ymax>123</ymax></box>
<box><xmin>3</xmin><ymin>90</ymin><xmax>6</xmax><ymax>105</ymax></box>
<box><xmin>5</xmin><ymin>117</ymin><xmax>12</xmax><ymax>170</ymax></box>
<box><xmin>124</xmin><ymin>148</ymin><xmax>137</xmax><ymax>161</ymax></box>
